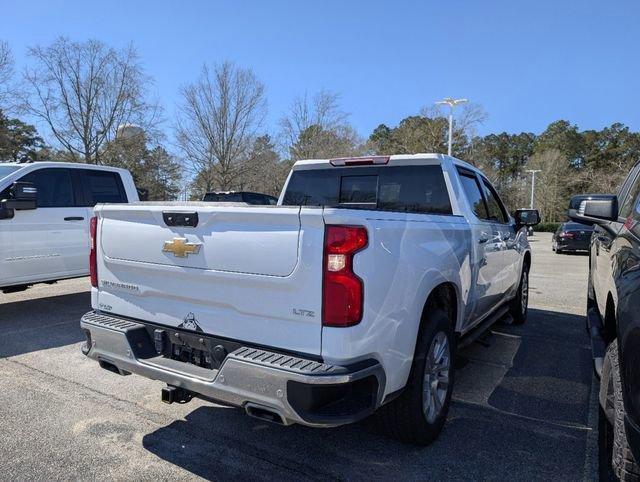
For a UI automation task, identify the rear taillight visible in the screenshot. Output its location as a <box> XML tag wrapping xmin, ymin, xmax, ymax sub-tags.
<box><xmin>89</xmin><ymin>216</ymin><xmax>98</xmax><ymax>288</ymax></box>
<box><xmin>322</xmin><ymin>225</ymin><xmax>368</xmax><ymax>327</ymax></box>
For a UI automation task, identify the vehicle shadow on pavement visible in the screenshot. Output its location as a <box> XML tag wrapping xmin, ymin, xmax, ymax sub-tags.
<box><xmin>142</xmin><ymin>307</ymin><xmax>595</xmax><ymax>481</ymax></box>
<box><xmin>0</xmin><ymin>292</ymin><xmax>89</xmax><ymax>358</ymax></box>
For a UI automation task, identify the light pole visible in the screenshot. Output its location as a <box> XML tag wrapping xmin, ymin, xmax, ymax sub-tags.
<box><xmin>525</xmin><ymin>169</ymin><xmax>541</xmax><ymax>209</ymax></box>
<box><xmin>435</xmin><ymin>97</ymin><xmax>468</xmax><ymax>156</ymax></box>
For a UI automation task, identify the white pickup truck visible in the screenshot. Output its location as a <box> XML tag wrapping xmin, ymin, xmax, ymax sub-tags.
<box><xmin>0</xmin><ymin>162</ymin><xmax>138</xmax><ymax>293</ymax></box>
<box><xmin>80</xmin><ymin>154</ymin><xmax>539</xmax><ymax>445</ymax></box>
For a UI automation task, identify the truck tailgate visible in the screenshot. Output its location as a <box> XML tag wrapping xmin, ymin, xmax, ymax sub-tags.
<box><xmin>94</xmin><ymin>204</ymin><xmax>325</xmax><ymax>355</ymax></box>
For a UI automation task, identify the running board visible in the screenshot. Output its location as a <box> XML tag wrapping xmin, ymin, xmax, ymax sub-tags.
<box><xmin>586</xmin><ymin>302</ymin><xmax>606</xmax><ymax>379</ymax></box>
<box><xmin>458</xmin><ymin>305</ymin><xmax>510</xmax><ymax>349</ymax></box>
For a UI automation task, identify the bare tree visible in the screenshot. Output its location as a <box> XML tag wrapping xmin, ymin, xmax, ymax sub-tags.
<box><xmin>527</xmin><ymin>149</ymin><xmax>571</xmax><ymax>222</ymax></box>
<box><xmin>421</xmin><ymin>102</ymin><xmax>488</xmax><ymax>151</ymax></box>
<box><xmin>280</xmin><ymin>90</ymin><xmax>363</xmax><ymax>159</ymax></box>
<box><xmin>0</xmin><ymin>40</ymin><xmax>15</xmax><ymax>109</ymax></box>
<box><xmin>175</xmin><ymin>62</ymin><xmax>266</xmax><ymax>192</ymax></box>
<box><xmin>21</xmin><ymin>37</ymin><xmax>159</xmax><ymax>164</ymax></box>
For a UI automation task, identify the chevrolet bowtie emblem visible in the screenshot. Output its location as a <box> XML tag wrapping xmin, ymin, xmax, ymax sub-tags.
<box><xmin>162</xmin><ymin>237</ymin><xmax>202</xmax><ymax>258</ymax></box>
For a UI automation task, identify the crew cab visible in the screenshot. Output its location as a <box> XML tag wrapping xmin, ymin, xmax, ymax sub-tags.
<box><xmin>570</xmin><ymin>162</ymin><xmax>640</xmax><ymax>479</ymax></box>
<box><xmin>80</xmin><ymin>154</ymin><xmax>539</xmax><ymax>445</ymax></box>
<box><xmin>0</xmin><ymin>162</ymin><xmax>138</xmax><ymax>293</ymax></box>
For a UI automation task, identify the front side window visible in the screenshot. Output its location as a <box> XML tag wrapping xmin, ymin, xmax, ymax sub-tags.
<box><xmin>282</xmin><ymin>165</ymin><xmax>452</xmax><ymax>215</ymax></box>
<box><xmin>20</xmin><ymin>168</ymin><xmax>75</xmax><ymax>208</ymax></box>
<box><xmin>481</xmin><ymin>179</ymin><xmax>508</xmax><ymax>223</ymax></box>
<box><xmin>619</xmin><ymin>171</ymin><xmax>640</xmax><ymax>220</ymax></box>
<box><xmin>458</xmin><ymin>171</ymin><xmax>489</xmax><ymax>220</ymax></box>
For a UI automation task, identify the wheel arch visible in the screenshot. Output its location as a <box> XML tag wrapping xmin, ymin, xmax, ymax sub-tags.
<box><xmin>604</xmin><ymin>292</ymin><xmax>618</xmax><ymax>344</ymax></box>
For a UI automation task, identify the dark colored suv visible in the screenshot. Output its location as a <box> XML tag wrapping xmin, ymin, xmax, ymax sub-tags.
<box><xmin>570</xmin><ymin>162</ymin><xmax>640</xmax><ymax>480</ymax></box>
<box><xmin>202</xmin><ymin>191</ymin><xmax>278</xmax><ymax>205</ymax></box>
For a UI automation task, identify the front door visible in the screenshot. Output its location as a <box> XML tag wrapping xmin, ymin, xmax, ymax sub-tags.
<box><xmin>480</xmin><ymin>178</ymin><xmax>520</xmax><ymax>298</ymax></box>
<box><xmin>2</xmin><ymin>167</ymin><xmax>89</xmax><ymax>286</ymax></box>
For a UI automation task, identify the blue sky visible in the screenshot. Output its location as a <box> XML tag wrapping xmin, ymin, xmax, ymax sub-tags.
<box><xmin>2</xmin><ymin>0</ymin><xmax>639</xmax><ymax>140</ymax></box>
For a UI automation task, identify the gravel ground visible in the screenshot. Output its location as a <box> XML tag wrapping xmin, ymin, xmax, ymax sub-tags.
<box><xmin>0</xmin><ymin>232</ymin><xmax>595</xmax><ymax>481</ymax></box>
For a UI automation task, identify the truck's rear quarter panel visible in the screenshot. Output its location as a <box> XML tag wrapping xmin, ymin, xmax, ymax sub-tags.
<box><xmin>321</xmin><ymin>208</ymin><xmax>471</xmax><ymax>394</ymax></box>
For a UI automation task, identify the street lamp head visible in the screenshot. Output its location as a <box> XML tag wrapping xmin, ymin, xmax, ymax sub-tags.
<box><xmin>435</xmin><ymin>97</ymin><xmax>468</xmax><ymax>107</ymax></box>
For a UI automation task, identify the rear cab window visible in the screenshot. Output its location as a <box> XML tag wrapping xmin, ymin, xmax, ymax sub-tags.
<box><xmin>80</xmin><ymin>169</ymin><xmax>127</xmax><ymax>206</ymax></box>
<box><xmin>282</xmin><ymin>165</ymin><xmax>452</xmax><ymax>215</ymax></box>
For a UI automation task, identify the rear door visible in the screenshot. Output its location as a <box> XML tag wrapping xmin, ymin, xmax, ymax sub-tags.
<box><xmin>457</xmin><ymin>169</ymin><xmax>504</xmax><ymax>323</ymax></box>
<box><xmin>3</xmin><ymin>167</ymin><xmax>89</xmax><ymax>284</ymax></box>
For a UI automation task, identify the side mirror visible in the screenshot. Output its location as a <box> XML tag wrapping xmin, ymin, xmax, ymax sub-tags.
<box><xmin>514</xmin><ymin>209</ymin><xmax>540</xmax><ymax>228</ymax></box>
<box><xmin>569</xmin><ymin>194</ymin><xmax>618</xmax><ymax>226</ymax></box>
<box><xmin>12</xmin><ymin>181</ymin><xmax>37</xmax><ymax>201</ymax></box>
<box><xmin>1</xmin><ymin>182</ymin><xmax>38</xmax><ymax>217</ymax></box>
<box><xmin>1</xmin><ymin>181</ymin><xmax>37</xmax><ymax>211</ymax></box>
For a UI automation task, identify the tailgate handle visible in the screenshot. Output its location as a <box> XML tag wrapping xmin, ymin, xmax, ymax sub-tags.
<box><xmin>163</xmin><ymin>212</ymin><xmax>199</xmax><ymax>227</ymax></box>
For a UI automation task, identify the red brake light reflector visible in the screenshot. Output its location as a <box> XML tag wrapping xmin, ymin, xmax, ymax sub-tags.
<box><xmin>322</xmin><ymin>225</ymin><xmax>368</xmax><ymax>327</ymax></box>
<box><xmin>330</xmin><ymin>156</ymin><xmax>389</xmax><ymax>166</ymax></box>
<box><xmin>89</xmin><ymin>216</ymin><xmax>98</xmax><ymax>288</ymax></box>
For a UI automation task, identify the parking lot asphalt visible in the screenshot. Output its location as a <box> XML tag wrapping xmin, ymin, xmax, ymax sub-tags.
<box><xmin>0</xmin><ymin>232</ymin><xmax>595</xmax><ymax>481</ymax></box>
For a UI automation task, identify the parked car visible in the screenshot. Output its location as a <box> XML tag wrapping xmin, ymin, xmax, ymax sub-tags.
<box><xmin>0</xmin><ymin>162</ymin><xmax>138</xmax><ymax>293</ymax></box>
<box><xmin>569</xmin><ymin>161</ymin><xmax>640</xmax><ymax>479</ymax></box>
<box><xmin>79</xmin><ymin>154</ymin><xmax>539</xmax><ymax>445</ymax></box>
<box><xmin>202</xmin><ymin>191</ymin><xmax>277</xmax><ymax>205</ymax></box>
<box><xmin>551</xmin><ymin>221</ymin><xmax>594</xmax><ymax>253</ymax></box>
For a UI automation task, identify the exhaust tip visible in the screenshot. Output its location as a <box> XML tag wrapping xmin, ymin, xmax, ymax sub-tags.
<box><xmin>245</xmin><ymin>403</ymin><xmax>286</xmax><ymax>425</ymax></box>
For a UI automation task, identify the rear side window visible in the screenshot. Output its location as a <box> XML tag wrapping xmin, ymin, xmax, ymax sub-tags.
<box><xmin>282</xmin><ymin>165</ymin><xmax>452</xmax><ymax>215</ymax></box>
<box><xmin>81</xmin><ymin>170</ymin><xmax>127</xmax><ymax>206</ymax></box>
<box><xmin>20</xmin><ymin>168</ymin><xmax>75</xmax><ymax>208</ymax></box>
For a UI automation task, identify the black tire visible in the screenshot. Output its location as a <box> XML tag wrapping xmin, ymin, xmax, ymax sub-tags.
<box><xmin>377</xmin><ymin>308</ymin><xmax>454</xmax><ymax>446</ymax></box>
<box><xmin>510</xmin><ymin>264</ymin><xmax>530</xmax><ymax>325</ymax></box>
<box><xmin>608</xmin><ymin>343</ymin><xmax>640</xmax><ymax>480</ymax></box>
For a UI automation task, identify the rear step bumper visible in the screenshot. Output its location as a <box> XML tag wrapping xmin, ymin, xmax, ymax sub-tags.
<box><xmin>80</xmin><ymin>311</ymin><xmax>385</xmax><ymax>427</ymax></box>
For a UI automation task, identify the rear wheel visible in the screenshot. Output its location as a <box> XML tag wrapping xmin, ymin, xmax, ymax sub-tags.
<box><xmin>510</xmin><ymin>265</ymin><xmax>530</xmax><ymax>325</ymax></box>
<box><xmin>377</xmin><ymin>309</ymin><xmax>454</xmax><ymax>445</ymax></box>
<box><xmin>607</xmin><ymin>343</ymin><xmax>640</xmax><ymax>480</ymax></box>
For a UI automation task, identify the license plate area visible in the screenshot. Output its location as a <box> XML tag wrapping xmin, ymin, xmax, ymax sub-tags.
<box><xmin>146</xmin><ymin>326</ymin><xmax>243</xmax><ymax>370</ymax></box>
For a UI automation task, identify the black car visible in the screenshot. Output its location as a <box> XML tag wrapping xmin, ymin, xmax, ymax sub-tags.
<box><xmin>569</xmin><ymin>162</ymin><xmax>640</xmax><ymax>480</ymax></box>
<box><xmin>202</xmin><ymin>191</ymin><xmax>278</xmax><ymax>205</ymax></box>
<box><xmin>551</xmin><ymin>221</ymin><xmax>594</xmax><ymax>253</ymax></box>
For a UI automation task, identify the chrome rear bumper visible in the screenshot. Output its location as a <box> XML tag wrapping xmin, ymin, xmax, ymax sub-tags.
<box><xmin>80</xmin><ymin>311</ymin><xmax>385</xmax><ymax>427</ymax></box>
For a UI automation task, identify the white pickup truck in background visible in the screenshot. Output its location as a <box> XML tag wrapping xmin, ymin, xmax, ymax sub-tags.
<box><xmin>80</xmin><ymin>154</ymin><xmax>539</xmax><ymax>445</ymax></box>
<box><xmin>0</xmin><ymin>162</ymin><xmax>138</xmax><ymax>293</ymax></box>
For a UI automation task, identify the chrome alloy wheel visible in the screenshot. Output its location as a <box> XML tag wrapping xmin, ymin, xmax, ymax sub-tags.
<box><xmin>521</xmin><ymin>270</ymin><xmax>529</xmax><ymax>316</ymax></box>
<box><xmin>422</xmin><ymin>331</ymin><xmax>451</xmax><ymax>423</ymax></box>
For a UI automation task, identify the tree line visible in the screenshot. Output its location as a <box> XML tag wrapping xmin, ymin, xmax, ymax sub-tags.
<box><xmin>1</xmin><ymin>37</ymin><xmax>638</xmax><ymax>220</ymax></box>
